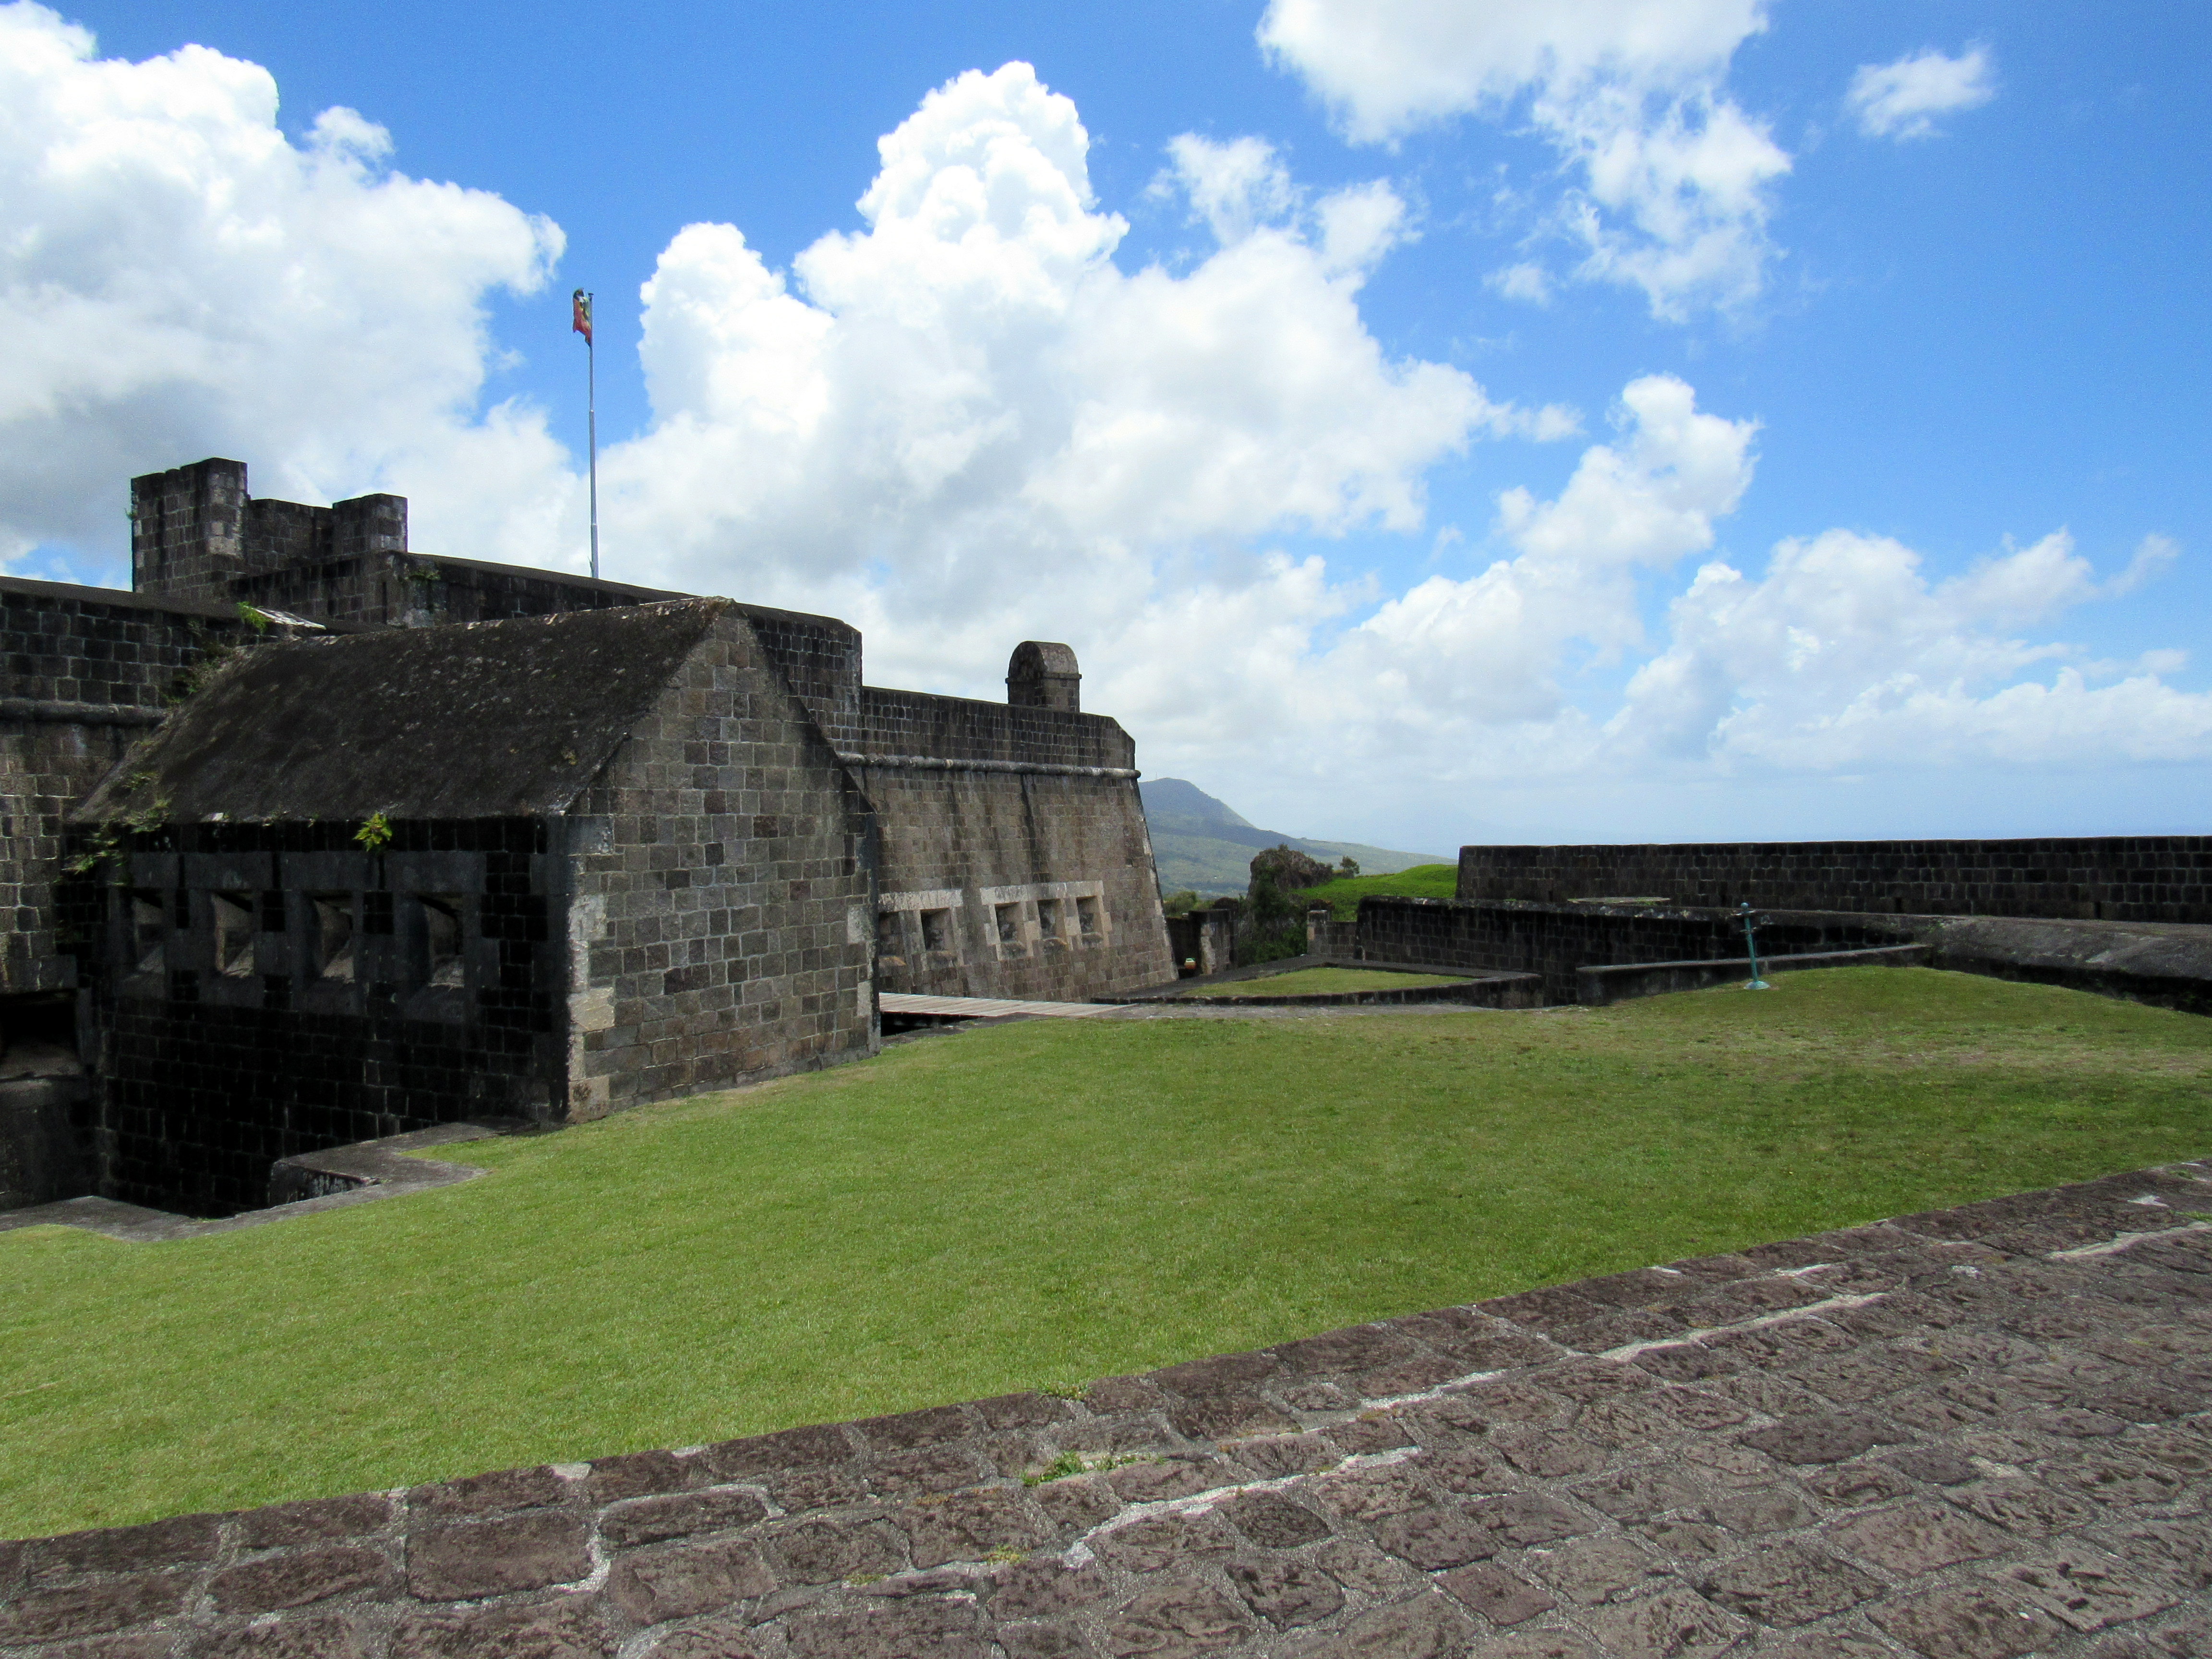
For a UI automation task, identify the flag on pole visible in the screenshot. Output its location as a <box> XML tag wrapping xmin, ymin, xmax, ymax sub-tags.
<box><xmin>571</xmin><ymin>289</ymin><xmax>593</xmax><ymax>345</ymax></box>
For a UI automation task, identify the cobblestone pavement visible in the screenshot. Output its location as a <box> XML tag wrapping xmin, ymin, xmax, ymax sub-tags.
<box><xmin>3</xmin><ymin>1164</ymin><xmax>2208</xmax><ymax>1659</ymax></box>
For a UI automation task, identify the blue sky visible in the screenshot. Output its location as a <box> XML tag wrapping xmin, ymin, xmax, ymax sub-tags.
<box><xmin>7</xmin><ymin>0</ymin><xmax>2210</xmax><ymax>849</ymax></box>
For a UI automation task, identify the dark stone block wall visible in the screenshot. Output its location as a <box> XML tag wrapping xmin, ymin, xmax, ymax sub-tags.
<box><xmin>856</xmin><ymin>688</ymin><xmax>1135</xmax><ymax>771</ymax></box>
<box><xmin>1</xmin><ymin>579</ymin><xmax>294</xmax><ymax>998</ymax></box>
<box><xmin>2</xmin><ymin>721</ymin><xmax>143</xmax><ymax>997</ymax></box>
<box><xmin>0</xmin><ymin>1072</ymin><xmax>87</xmax><ymax>1211</ymax></box>
<box><xmin>862</xmin><ymin>768</ymin><xmax>1175</xmax><ymax>1001</ymax></box>
<box><xmin>1459</xmin><ymin>838</ymin><xmax>2212</xmax><ymax>924</ymax></box>
<box><xmin>851</xmin><ymin>683</ymin><xmax>1171</xmax><ymax>1000</ymax></box>
<box><xmin>75</xmin><ymin>820</ymin><xmax>564</xmax><ymax>1215</ymax></box>
<box><xmin>1</xmin><ymin>577</ymin><xmax>268</xmax><ymax>710</ymax></box>
<box><xmin>1358</xmin><ymin>897</ymin><xmax>1892</xmax><ymax>1005</ymax></box>
<box><xmin>227</xmin><ymin>551</ymin><xmax>684</xmax><ymax>632</ymax></box>
<box><xmin>131</xmin><ymin>459</ymin><xmax>406</xmax><ymax>608</ymax></box>
<box><xmin>562</xmin><ymin>612</ymin><xmax>877</xmax><ymax>1120</ymax></box>
<box><xmin>739</xmin><ymin>605</ymin><xmax>862</xmax><ymax>753</ymax></box>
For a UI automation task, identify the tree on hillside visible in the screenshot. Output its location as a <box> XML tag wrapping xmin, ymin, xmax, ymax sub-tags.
<box><xmin>1250</xmin><ymin>843</ymin><xmax>1334</xmax><ymax>893</ymax></box>
<box><xmin>1239</xmin><ymin>845</ymin><xmax>1331</xmax><ymax>964</ymax></box>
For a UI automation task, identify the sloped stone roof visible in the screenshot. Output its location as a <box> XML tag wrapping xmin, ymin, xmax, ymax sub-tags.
<box><xmin>75</xmin><ymin>599</ymin><xmax>730</xmax><ymax>825</ymax></box>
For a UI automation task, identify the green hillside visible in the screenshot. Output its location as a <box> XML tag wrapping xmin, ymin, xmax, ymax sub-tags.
<box><xmin>1142</xmin><ymin>779</ymin><xmax>1448</xmax><ymax>896</ymax></box>
<box><xmin>1298</xmin><ymin>862</ymin><xmax>1460</xmax><ymax>918</ymax></box>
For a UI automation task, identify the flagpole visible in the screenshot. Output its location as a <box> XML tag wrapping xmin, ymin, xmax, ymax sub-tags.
<box><xmin>586</xmin><ymin>292</ymin><xmax>600</xmax><ymax>581</ymax></box>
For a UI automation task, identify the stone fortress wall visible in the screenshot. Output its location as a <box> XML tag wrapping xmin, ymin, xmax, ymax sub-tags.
<box><xmin>0</xmin><ymin>578</ymin><xmax>332</xmax><ymax>999</ymax></box>
<box><xmin>1339</xmin><ymin>837</ymin><xmax>2212</xmax><ymax>1013</ymax></box>
<box><xmin>1356</xmin><ymin>899</ymin><xmax>1899</xmax><ymax>1008</ymax></box>
<box><xmin>855</xmin><ymin>662</ymin><xmax>1173</xmax><ymax>1002</ymax></box>
<box><xmin>0</xmin><ymin>458</ymin><xmax>1172</xmax><ymax>1215</ymax></box>
<box><xmin>555</xmin><ymin>611</ymin><xmax>880</xmax><ymax>1126</ymax></box>
<box><xmin>114</xmin><ymin>461</ymin><xmax>1170</xmax><ymax>1014</ymax></box>
<box><xmin>56</xmin><ymin>601</ymin><xmax>890</xmax><ymax>1217</ymax></box>
<box><xmin>79</xmin><ymin>818</ymin><xmax>565</xmax><ymax>1214</ymax></box>
<box><xmin>1458</xmin><ymin>839</ymin><xmax>2212</xmax><ymax>925</ymax></box>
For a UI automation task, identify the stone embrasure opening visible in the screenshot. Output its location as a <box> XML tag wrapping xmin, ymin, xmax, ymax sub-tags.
<box><xmin>311</xmin><ymin>894</ymin><xmax>355</xmax><ymax>982</ymax></box>
<box><xmin>210</xmin><ymin>892</ymin><xmax>254</xmax><ymax>977</ymax></box>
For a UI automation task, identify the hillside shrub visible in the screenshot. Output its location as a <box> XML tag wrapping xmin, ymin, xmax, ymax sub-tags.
<box><xmin>1237</xmin><ymin>856</ymin><xmax>1314</xmax><ymax>964</ymax></box>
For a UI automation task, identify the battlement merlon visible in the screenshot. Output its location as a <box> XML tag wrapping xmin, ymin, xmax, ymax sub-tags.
<box><xmin>121</xmin><ymin>460</ymin><xmax>1118</xmax><ymax>770</ymax></box>
<box><xmin>131</xmin><ymin>459</ymin><xmax>408</xmax><ymax>606</ymax></box>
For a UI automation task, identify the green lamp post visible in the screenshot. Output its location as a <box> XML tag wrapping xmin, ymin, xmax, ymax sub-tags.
<box><xmin>1737</xmin><ymin>900</ymin><xmax>1772</xmax><ymax>991</ymax></box>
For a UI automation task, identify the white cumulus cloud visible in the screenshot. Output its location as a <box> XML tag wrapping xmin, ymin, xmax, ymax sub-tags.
<box><xmin>0</xmin><ymin>0</ymin><xmax>565</xmax><ymax>572</ymax></box>
<box><xmin>592</xmin><ymin>64</ymin><xmax>1569</xmax><ymax>697</ymax></box>
<box><xmin>3</xmin><ymin>17</ymin><xmax>2202</xmax><ymax>844</ymax></box>
<box><xmin>1848</xmin><ymin>45</ymin><xmax>1997</xmax><ymax>141</ymax></box>
<box><xmin>1257</xmin><ymin>0</ymin><xmax>1789</xmax><ymax>319</ymax></box>
<box><xmin>1183</xmin><ymin>374</ymin><xmax>1758</xmax><ymax>760</ymax></box>
<box><xmin>1612</xmin><ymin>526</ymin><xmax>2209</xmax><ymax>769</ymax></box>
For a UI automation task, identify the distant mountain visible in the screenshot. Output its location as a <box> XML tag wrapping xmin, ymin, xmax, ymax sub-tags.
<box><xmin>1141</xmin><ymin>779</ymin><xmax>1452</xmax><ymax>896</ymax></box>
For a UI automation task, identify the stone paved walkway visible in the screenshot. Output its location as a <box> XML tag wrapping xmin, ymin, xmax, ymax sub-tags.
<box><xmin>2</xmin><ymin>1164</ymin><xmax>2207</xmax><ymax>1659</ymax></box>
<box><xmin>880</xmin><ymin>994</ymin><xmax>1118</xmax><ymax>1021</ymax></box>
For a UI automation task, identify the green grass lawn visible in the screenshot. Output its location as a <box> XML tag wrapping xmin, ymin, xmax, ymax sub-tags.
<box><xmin>5</xmin><ymin>967</ymin><xmax>2210</xmax><ymax>1539</ymax></box>
<box><xmin>1299</xmin><ymin>861</ymin><xmax>1459</xmax><ymax>918</ymax></box>
<box><xmin>1184</xmin><ymin>967</ymin><xmax>1473</xmax><ymax>998</ymax></box>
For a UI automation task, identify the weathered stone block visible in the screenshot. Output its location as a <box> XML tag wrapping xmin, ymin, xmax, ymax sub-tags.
<box><xmin>602</xmin><ymin>1487</ymin><xmax>770</xmax><ymax>1549</ymax></box>
<box><xmin>1738</xmin><ymin>1412</ymin><xmax>1905</xmax><ymax>1465</ymax></box>
<box><xmin>1226</xmin><ymin>1556</ymin><xmax>1345</xmax><ymax>1629</ymax></box>
<box><xmin>605</xmin><ymin>1539</ymin><xmax>776</xmax><ymax>1625</ymax></box>
<box><xmin>0</xmin><ymin>1572</ymin><xmax>196</xmax><ymax>1644</ymax></box>
<box><xmin>406</xmin><ymin>1511</ymin><xmax>592</xmax><ymax>1599</ymax></box>
<box><xmin>764</xmin><ymin>1517</ymin><xmax>906</xmax><ymax>1585</ymax></box>
<box><xmin>1465</xmin><ymin>1491</ymin><xmax>1592</xmax><ymax>1548</ymax></box>
<box><xmin>1094</xmin><ymin>1514</ymin><xmax>1237</xmax><ymax>1575</ymax></box>
<box><xmin>208</xmin><ymin>1545</ymin><xmax>398</xmax><ymax>1613</ymax></box>
<box><xmin>31</xmin><ymin>1514</ymin><xmax>222</xmax><ymax>1580</ymax></box>
<box><xmin>1102</xmin><ymin>1572</ymin><xmax>1255</xmax><ymax>1658</ymax></box>
<box><xmin>236</xmin><ymin>1495</ymin><xmax>396</xmax><ymax>1551</ymax></box>
<box><xmin>1436</xmin><ymin>1561</ymin><xmax>1555</xmax><ymax>1625</ymax></box>
<box><xmin>1581</xmin><ymin>1585</ymin><xmax>1746</xmax><ymax>1659</ymax></box>
<box><xmin>1368</xmin><ymin>1506</ymin><xmax>1496</xmax><ymax>1571</ymax></box>
<box><xmin>786</xmin><ymin>1599</ymin><xmax>991</xmax><ymax>1659</ymax></box>
<box><xmin>1694</xmin><ymin>1541</ymin><xmax>1882</xmax><ymax>1625</ymax></box>
<box><xmin>1216</xmin><ymin>1490</ymin><xmax>1331</xmax><ymax>1550</ymax></box>
<box><xmin>1287</xmin><ymin>1592</ymin><xmax>1473</xmax><ymax>1659</ymax></box>
<box><xmin>203</xmin><ymin>1611</ymin><xmax>366</xmax><ymax>1656</ymax></box>
<box><xmin>1824</xmin><ymin>1499</ymin><xmax>2009</xmax><ymax>1576</ymax></box>
<box><xmin>894</xmin><ymin>1488</ymin><xmax>1052</xmax><ymax>1568</ymax></box>
<box><xmin>389</xmin><ymin>1594</ymin><xmax>612</xmax><ymax>1658</ymax></box>
<box><xmin>1867</xmin><ymin>1586</ymin><xmax>2066</xmax><ymax>1659</ymax></box>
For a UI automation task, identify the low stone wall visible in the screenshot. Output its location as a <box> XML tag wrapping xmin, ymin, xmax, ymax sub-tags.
<box><xmin>1575</xmin><ymin>944</ymin><xmax>1932</xmax><ymax>1007</ymax></box>
<box><xmin>1</xmin><ymin>576</ymin><xmax>301</xmax><ymax>999</ymax></box>
<box><xmin>1458</xmin><ymin>837</ymin><xmax>2212</xmax><ymax>925</ymax></box>
<box><xmin>1178</xmin><ymin>976</ymin><xmax>1541</xmax><ymax>1008</ymax></box>
<box><xmin>1911</xmin><ymin>917</ymin><xmax>2212</xmax><ymax>1018</ymax></box>
<box><xmin>1</xmin><ymin>1121</ymin><xmax>508</xmax><ymax>1243</ymax></box>
<box><xmin>1353</xmin><ymin>898</ymin><xmax>2212</xmax><ymax>1015</ymax></box>
<box><xmin>1306</xmin><ymin>914</ymin><xmax>1358</xmax><ymax>958</ymax></box>
<box><xmin>1</xmin><ymin>1162</ymin><xmax>2205</xmax><ymax>1657</ymax></box>
<box><xmin>1355</xmin><ymin>898</ymin><xmax>1894</xmax><ymax>1006</ymax></box>
<box><xmin>0</xmin><ymin>1071</ymin><xmax>87</xmax><ymax>1211</ymax></box>
<box><xmin>1164</xmin><ymin>909</ymin><xmax>1238</xmax><ymax>978</ymax></box>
